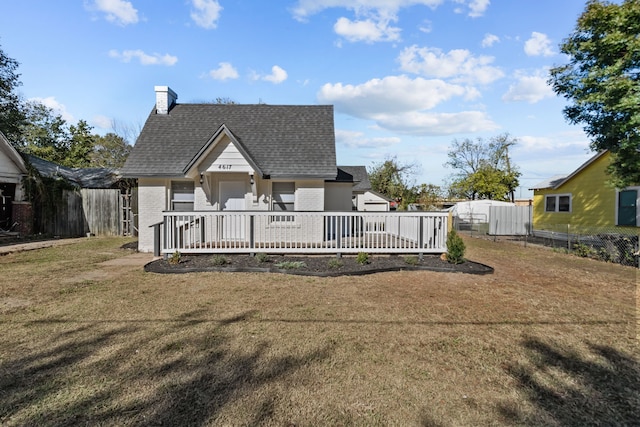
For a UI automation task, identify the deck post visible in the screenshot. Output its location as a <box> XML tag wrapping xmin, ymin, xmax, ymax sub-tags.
<box><xmin>249</xmin><ymin>214</ymin><xmax>255</xmax><ymax>256</ymax></box>
<box><xmin>150</xmin><ymin>221</ymin><xmax>163</xmax><ymax>257</ymax></box>
<box><xmin>418</xmin><ymin>216</ymin><xmax>424</xmax><ymax>260</ymax></box>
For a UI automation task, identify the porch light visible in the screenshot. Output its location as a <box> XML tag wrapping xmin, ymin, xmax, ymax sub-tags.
<box><xmin>199</xmin><ymin>172</ymin><xmax>204</xmax><ymax>184</ymax></box>
<box><xmin>250</xmin><ymin>174</ymin><xmax>255</xmax><ymax>185</ymax></box>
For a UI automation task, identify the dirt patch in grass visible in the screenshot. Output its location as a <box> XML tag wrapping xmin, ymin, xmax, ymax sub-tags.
<box><xmin>145</xmin><ymin>253</ymin><xmax>494</xmax><ymax>276</ymax></box>
<box><xmin>0</xmin><ymin>235</ymin><xmax>637</xmax><ymax>426</ymax></box>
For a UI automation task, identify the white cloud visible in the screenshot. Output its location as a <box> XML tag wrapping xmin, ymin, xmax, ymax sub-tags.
<box><xmin>261</xmin><ymin>65</ymin><xmax>288</xmax><ymax>84</ymax></box>
<box><xmin>452</xmin><ymin>0</ymin><xmax>490</xmax><ymax>17</ymax></box>
<box><xmin>291</xmin><ymin>0</ymin><xmax>444</xmax><ymax>43</ymax></box>
<box><xmin>467</xmin><ymin>0</ymin><xmax>490</xmax><ymax>17</ymax></box>
<box><xmin>419</xmin><ymin>19</ymin><xmax>432</xmax><ymax>34</ymax></box>
<box><xmin>502</xmin><ymin>69</ymin><xmax>555</xmax><ymax>104</ymax></box>
<box><xmin>524</xmin><ymin>32</ymin><xmax>554</xmax><ymax>57</ymax></box>
<box><xmin>108</xmin><ymin>49</ymin><xmax>178</xmax><ymax>66</ymax></box>
<box><xmin>374</xmin><ymin>110</ymin><xmax>499</xmax><ymax>135</ymax></box>
<box><xmin>318</xmin><ymin>75</ymin><xmax>498</xmax><ymax>135</ymax></box>
<box><xmin>513</xmin><ymin>131</ymin><xmax>592</xmax><ymax>187</ymax></box>
<box><xmin>29</xmin><ymin>96</ymin><xmax>75</xmax><ymax>123</ymax></box>
<box><xmin>190</xmin><ymin>0</ymin><xmax>222</xmax><ymax>29</ymax></box>
<box><xmin>481</xmin><ymin>33</ymin><xmax>499</xmax><ymax>48</ymax></box>
<box><xmin>517</xmin><ymin>132</ymin><xmax>590</xmax><ymax>152</ymax></box>
<box><xmin>291</xmin><ymin>0</ymin><xmax>443</xmax><ymax>21</ymax></box>
<box><xmin>89</xmin><ymin>0</ymin><xmax>138</xmax><ymax>26</ymax></box>
<box><xmin>334</xmin><ymin>16</ymin><xmax>401</xmax><ymax>43</ymax></box>
<box><xmin>335</xmin><ymin>129</ymin><xmax>401</xmax><ymax>148</ymax></box>
<box><xmin>397</xmin><ymin>45</ymin><xmax>504</xmax><ymax>85</ymax></box>
<box><xmin>92</xmin><ymin>115</ymin><xmax>113</xmax><ymax>130</ymax></box>
<box><xmin>208</xmin><ymin>62</ymin><xmax>239</xmax><ymax>80</ymax></box>
<box><xmin>318</xmin><ymin>75</ymin><xmax>466</xmax><ymax>116</ymax></box>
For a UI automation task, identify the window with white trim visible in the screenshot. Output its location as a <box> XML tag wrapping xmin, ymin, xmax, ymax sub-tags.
<box><xmin>271</xmin><ymin>182</ymin><xmax>295</xmax><ymax>221</ymax></box>
<box><xmin>617</xmin><ymin>188</ymin><xmax>638</xmax><ymax>226</ymax></box>
<box><xmin>545</xmin><ymin>194</ymin><xmax>571</xmax><ymax>213</ymax></box>
<box><xmin>171</xmin><ymin>181</ymin><xmax>194</xmax><ymax>211</ymax></box>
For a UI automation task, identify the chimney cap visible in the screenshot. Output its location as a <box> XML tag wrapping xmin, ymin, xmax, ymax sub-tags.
<box><xmin>154</xmin><ymin>85</ymin><xmax>178</xmax><ymax>115</ymax></box>
<box><xmin>154</xmin><ymin>85</ymin><xmax>178</xmax><ymax>97</ymax></box>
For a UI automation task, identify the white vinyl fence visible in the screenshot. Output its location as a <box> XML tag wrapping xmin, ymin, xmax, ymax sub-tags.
<box><xmin>488</xmin><ymin>205</ymin><xmax>532</xmax><ymax>236</ymax></box>
<box><xmin>156</xmin><ymin>211</ymin><xmax>449</xmax><ymax>255</ymax></box>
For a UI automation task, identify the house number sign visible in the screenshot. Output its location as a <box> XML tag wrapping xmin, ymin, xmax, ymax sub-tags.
<box><xmin>218</xmin><ymin>164</ymin><xmax>233</xmax><ymax>170</ymax></box>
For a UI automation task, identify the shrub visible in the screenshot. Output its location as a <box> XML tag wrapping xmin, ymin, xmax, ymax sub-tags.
<box><xmin>446</xmin><ymin>230</ymin><xmax>466</xmax><ymax>264</ymax></box>
<box><xmin>274</xmin><ymin>261</ymin><xmax>307</xmax><ymax>270</ymax></box>
<box><xmin>572</xmin><ymin>243</ymin><xmax>594</xmax><ymax>258</ymax></box>
<box><xmin>404</xmin><ymin>255</ymin><xmax>419</xmax><ymax>265</ymax></box>
<box><xmin>328</xmin><ymin>258</ymin><xmax>343</xmax><ymax>269</ymax></box>
<box><xmin>356</xmin><ymin>252</ymin><xmax>370</xmax><ymax>265</ymax></box>
<box><xmin>168</xmin><ymin>251</ymin><xmax>181</xmax><ymax>265</ymax></box>
<box><xmin>211</xmin><ymin>254</ymin><xmax>229</xmax><ymax>266</ymax></box>
<box><xmin>255</xmin><ymin>252</ymin><xmax>270</xmax><ymax>263</ymax></box>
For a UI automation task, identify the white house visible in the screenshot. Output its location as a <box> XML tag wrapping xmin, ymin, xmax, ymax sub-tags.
<box><xmin>122</xmin><ymin>86</ymin><xmax>361</xmax><ymax>252</ymax></box>
<box><xmin>337</xmin><ymin>166</ymin><xmax>392</xmax><ymax>211</ymax></box>
<box><xmin>0</xmin><ymin>131</ymin><xmax>29</xmax><ymax>233</ymax></box>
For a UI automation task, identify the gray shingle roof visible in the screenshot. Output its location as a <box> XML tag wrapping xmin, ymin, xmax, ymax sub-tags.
<box><xmin>529</xmin><ymin>174</ymin><xmax>568</xmax><ymax>190</ymax></box>
<box><xmin>336</xmin><ymin>166</ymin><xmax>371</xmax><ymax>191</ymax></box>
<box><xmin>27</xmin><ymin>155</ymin><xmax>121</xmax><ymax>189</ymax></box>
<box><xmin>121</xmin><ymin>104</ymin><xmax>337</xmax><ymax>179</ymax></box>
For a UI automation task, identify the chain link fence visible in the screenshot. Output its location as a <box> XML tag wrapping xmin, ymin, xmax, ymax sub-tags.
<box><xmin>454</xmin><ymin>218</ymin><xmax>640</xmax><ymax>268</ymax></box>
<box><xmin>530</xmin><ymin>224</ymin><xmax>639</xmax><ymax>267</ymax></box>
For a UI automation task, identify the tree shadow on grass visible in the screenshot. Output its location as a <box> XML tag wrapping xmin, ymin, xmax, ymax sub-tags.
<box><xmin>0</xmin><ymin>310</ymin><xmax>333</xmax><ymax>426</ymax></box>
<box><xmin>499</xmin><ymin>337</ymin><xmax>639</xmax><ymax>426</ymax></box>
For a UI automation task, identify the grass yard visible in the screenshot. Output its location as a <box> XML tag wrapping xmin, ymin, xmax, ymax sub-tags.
<box><xmin>0</xmin><ymin>236</ymin><xmax>637</xmax><ymax>426</ymax></box>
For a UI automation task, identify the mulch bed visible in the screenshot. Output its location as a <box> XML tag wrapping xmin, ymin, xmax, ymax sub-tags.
<box><xmin>144</xmin><ymin>253</ymin><xmax>493</xmax><ymax>276</ymax></box>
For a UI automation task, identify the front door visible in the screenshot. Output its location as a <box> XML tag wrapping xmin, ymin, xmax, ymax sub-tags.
<box><xmin>220</xmin><ymin>181</ymin><xmax>246</xmax><ymax>239</ymax></box>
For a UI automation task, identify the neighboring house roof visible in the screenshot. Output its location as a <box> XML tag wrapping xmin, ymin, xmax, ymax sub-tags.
<box><xmin>530</xmin><ymin>151</ymin><xmax>608</xmax><ymax>190</ymax></box>
<box><xmin>27</xmin><ymin>155</ymin><xmax>121</xmax><ymax>189</ymax></box>
<box><xmin>121</xmin><ymin>104</ymin><xmax>337</xmax><ymax>180</ymax></box>
<box><xmin>0</xmin><ymin>131</ymin><xmax>28</xmax><ymax>176</ymax></box>
<box><xmin>529</xmin><ymin>174</ymin><xmax>568</xmax><ymax>191</ymax></box>
<box><xmin>336</xmin><ymin>166</ymin><xmax>371</xmax><ymax>191</ymax></box>
<box><xmin>365</xmin><ymin>189</ymin><xmax>394</xmax><ymax>202</ymax></box>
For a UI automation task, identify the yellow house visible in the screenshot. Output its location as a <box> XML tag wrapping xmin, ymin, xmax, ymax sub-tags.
<box><xmin>530</xmin><ymin>151</ymin><xmax>639</xmax><ymax>233</ymax></box>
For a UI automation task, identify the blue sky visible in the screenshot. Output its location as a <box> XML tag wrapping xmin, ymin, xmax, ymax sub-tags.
<box><xmin>1</xmin><ymin>0</ymin><xmax>597</xmax><ymax>198</ymax></box>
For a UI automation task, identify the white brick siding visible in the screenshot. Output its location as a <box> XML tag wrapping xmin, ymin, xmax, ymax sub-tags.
<box><xmin>295</xmin><ymin>180</ymin><xmax>324</xmax><ymax>211</ymax></box>
<box><xmin>324</xmin><ymin>182</ymin><xmax>353</xmax><ymax>211</ymax></box>
<box><xmin>138</xmin><ymin>178</ymin><xmax>167</xmax><ymax>252</ymax></box>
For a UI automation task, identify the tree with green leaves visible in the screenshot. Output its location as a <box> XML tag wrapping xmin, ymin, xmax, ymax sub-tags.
<box><xmin>368</xmin><ymin>156</ymin><xmax>420</xmax><ymax>210</ymax></box>
<box><xmin>91</xmin><ymin>132</ymin><xmax>132</xmax><ymax>168</ymax></box>
<box><xmin>0</xmin><ymin>41</ymin><xmax>26</xmax><ymax>141</ymax></box>
<box><xmin>549</xmin><ymin>0</ymin><xmax>640</xmax><ymax>188</ymax></box>
<box><xmin>0</xmin><ymin>43</ymin><xmax>134</xmax><ymax>169</ymax></box>
<box><xmin>68</xmin><ymin>120</ymin><xmax>95</xmax><ymax>168</ymax></box>
<box><xmin>19</xmin><ymin>102</ymin><xmax>99</xmax><ymax>168</ymax></box>
<box><xmin>18</xmin><ymin>100</ymin><xmax>70</xmax><ymax>165</ymax></box>
<box><xmin>415</xmin><ymin>183</ymin><xmax>444</xmax><ymax>210</ymax></box>
<box><xmin>445</xmin><ymin>133</ymin><xmax>520</xmax><ymax>201</ymax></box>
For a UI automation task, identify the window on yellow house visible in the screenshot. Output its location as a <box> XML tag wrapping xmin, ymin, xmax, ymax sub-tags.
<box><xmin>545</xmin><ymin>194</ymin><xmax>571</xmax><ymax>213</ymax></box>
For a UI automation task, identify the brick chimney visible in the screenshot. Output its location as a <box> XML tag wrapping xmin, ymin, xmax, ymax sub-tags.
<box><xmin>154</xmin><ymin>86</ymin><xmax>177</xmax><ymax>114</ymax></box>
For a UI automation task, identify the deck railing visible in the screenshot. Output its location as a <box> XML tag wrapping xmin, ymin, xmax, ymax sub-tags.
<box><xmin>157</xmin><ymin>211</ymin><xmax>450</xmax><ymax>255</ymax></box>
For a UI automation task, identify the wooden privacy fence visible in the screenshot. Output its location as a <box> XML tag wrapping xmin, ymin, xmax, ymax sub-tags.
<box><xmin>157</xmin><ymin>211</ymin><xmax>449</xmax><ymax>255</ymax></box>
<box><xmin>37</xmin><ymin>188</ymin><xmax>136</xmax><ymax>237</ymax></box>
